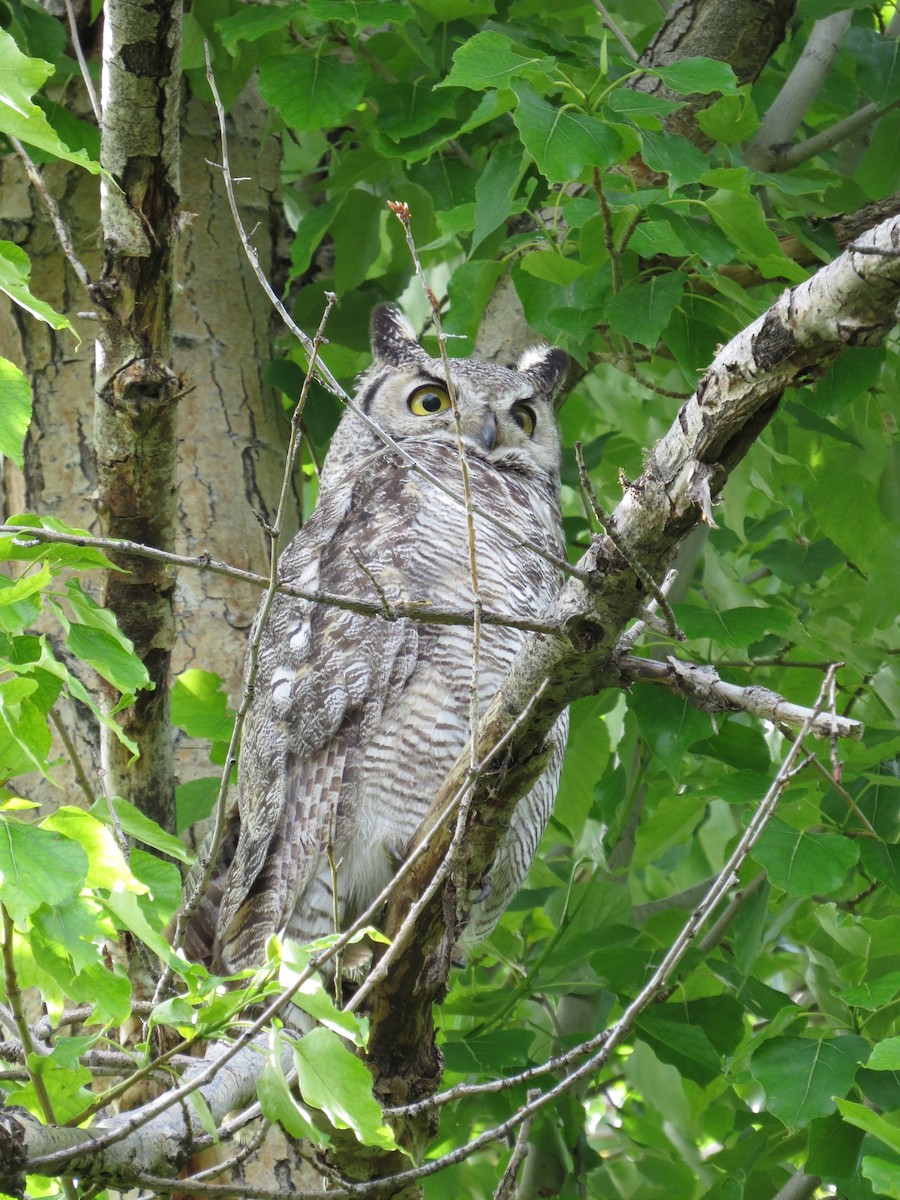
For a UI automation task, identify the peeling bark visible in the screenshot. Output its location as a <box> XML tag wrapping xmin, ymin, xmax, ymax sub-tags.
<box><xmin>91</xmin><ymin>0</ymin><xmax>183</xmax><ymax>831</ymax></box>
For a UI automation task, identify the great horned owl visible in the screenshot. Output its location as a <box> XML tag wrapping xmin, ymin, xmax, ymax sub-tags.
<box><xmin>186</xmin><ymin>306</ymin><xmax>569</xmax><ymax>975</ymax></box>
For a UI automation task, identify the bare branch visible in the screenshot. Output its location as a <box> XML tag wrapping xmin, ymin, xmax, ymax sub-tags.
<box><xmin>0</xmin><ymin>525</ymin><xmax>560</xmax><ymax>636</ymax></box>
<box><xmin>619</xmin><ymin>654</ymin><xmax>864</xmax><ymax>739</ymax></box>
<box><xmin>64</xmin><ymin>0</ymin><xmax>102</xmax><ymax>122</ymax></box>
<box><xmin>9</xmin><ymin>138</ymin><xmax>93</xmax><ymax>291</ymax></box>
<box><xmin>746</xmin><ymin>10</ymin><xmax>853</xmax><ymax>170</ymax></box>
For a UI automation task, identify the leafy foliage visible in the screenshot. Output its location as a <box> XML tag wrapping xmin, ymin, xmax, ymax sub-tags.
<box><xmin>0</xmin><ymin>1</ymin><xmax>898</xmax><ymax>1198</ymax></box>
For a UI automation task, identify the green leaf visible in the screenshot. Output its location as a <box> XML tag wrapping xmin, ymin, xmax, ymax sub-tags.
<box><xmin>0</xmin><ymin>241</ymin><xmax>74</xmax><ymax>334</ymax></box>
<box><xmin>473</xmin><ymin>139</ymin><xmax>528</xmax><ymax>250</ymax></box>
<box><xmin>281</xmin><ymin>943</ymin><xmax>369</xmax><ymax>1044</ymax></box>
<box><xmin>652</xmin><ymin>57</ymin><xmax>739</xmax><ymax>96</ymax></box>
<box><xmin>806</xmin><ymin>446</ymin><xmax>892</xmax><ymax>575</ymax></box>
<box><xmin>175</xmin><ymin>776</ymin><xmax>220</xmax><ymax>834</ymax></box>
<box><xmin>258</xmin><ymin>53</ymin><xmax>369</xmax><ymax>132</ymax></box>
<box><xmin>753</xmin><ymin>818</ymin><xmax>859</xmax><ymax>898</ymax></box>
<box><xmin>635</xmin><ymin>1012</ymin><xmax>722</xmax><ymax>1086</ymax></box>
<box><xmin>0</xmin><ymin>680</ymin><xmax>53</xmax><ymax>779</ymax></box>
<box><xmin>605</xmin><ymin>272</ymin><xmax>686</xmax><ymax>347</ymax></box>
<box><xmin>845</xmin><ymin>26</ymin><xmax>900</xmax><ymax>105</ymax></box>
<box><xmin>32</xmin><ymin>895</ymin><xmax>112</xmax><ymax>972</ymax></box>
<box><xmin>639</xmin><ymin>128</ymin><xmax>710</xmax><ymax>190</ymax></box>
<box><xmin>171</xmin><ymin>670</ymin><xmax>235</xmax><ymax>743</ymax></box>
<box><xmin>677</xmin><ymin>603</ymin><xmax>794</xmax><ymax>650</ymax></box>
<box><xmin>837</xmin><ymin>1099</ymin><xmax>900</xmax><ymax>1156</ymax></box>
<box><xmin>0</xmin><ymin>818</ymin><xmax>88</xmax><ymax>925</ymax></box>
<box><xmin>307</xmin><ymin>0</ymin><xmax>412</xmax><ymax>24</ymax></box>
<box><xmin>0</xmin><ymin>30</ymin><xmax>100</xmax><ymax>173</ymax></box>
<box><xmin>90</xmin><ymin>797</ymin><xmax>193</xmax><ymax>865</ymax></box>
<box><xmin>842</xmin><ymin>974</ymin><xmax>900</xmax><ymax>1012</ymax></box>
<box><xmin>628</xmin><ymin>687</ymin><xmax>712</xmax><ymax>779</ymax></box>
<box><xmin>751</xmin><ymin>1036</ymin><xmax>868</xmax><ymax>1128</ymax></box>
<box><xmin>294</xmin><ymin>1027</ymin><xmax>400</xmax><ymax>1150</ymax></box>
<box><xmin>52</xmin><ymin>581</ymin><xmax>151</xmax><ymax>697</ymax></box>
<box><xmin>859</xmin><ymin>841</ymin><xmax>900</xmax><ymax>896</ymax></box>
<box><xmin>863</xmin><ymin>1156</ymin><xmax>900</xmax><ymax>1199</ymax></box>
<box><xmin>258</xmin><ymin>1048</ymin><xmax>328</xmax><ymax>1143</ymax></box>
<box><xmin>704</xmin><ymin>190</ymin><xmax>807</xmax><ymax>281</ymax></box>
<box><xmin>806</xmin><ymin>1110</ymin><xmax>865</xmax><ymax>1177</ymax></box>
<box><xmin>696</xmin><ymin>90</ymin><xmax>759</xmax><ymax>144</ymax></box>
<box><xmin>512</xmin><ymin>81</ymin><xmax>622</xmax><ymax>182</ymax></box>
<box><xmin>101</xmin><ymin>885</ymin><xmax>180</xmax><ymax>966</ymax></box>
<box><xmin>17</xmin><ymin>1056</ymin><xmax>93</xmax><ymax>1123</ymax></box>
<box><xmin>869</xmin><ymin>1037</ymin><xmax>900</xmax><ymax>1071</ymax></box>
<box><xmin>43</xmin><ymin>806</ymin><xmax>143</xmax><ymax>893</ymax></box>
<box><xmin>518</xmin><ymin>251</ymin><xmax>586</xmax><ymax>286</ymax></box>
<box><xmin>0</xmin><ymin>357</ymin><xmax>32</xmax><ymax>468</ymax></box>
<box><xmin>441</xmin><ymin>30</ymin><xmax>556</xmax><ymax>91</ymax></box>
<box><xmin>130</xmin><ymin>849</ymin><xmax>183</xmax><ymax>929</ymax></box>
<box><xmin>216</xmin><ymin>2</ymin><xmax>304</xmax><ymax>53</ymax></box>
<box><xmin>187</xmin><ymin>1089</ymin><xmax>220</xmax><ymax>1142</ymax></box>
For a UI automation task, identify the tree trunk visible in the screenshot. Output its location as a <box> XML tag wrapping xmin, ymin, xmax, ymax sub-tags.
<box><xmin>0</xmin><ymin>77</ymin><xmax>294</xmax><ymax>821</ymax></box>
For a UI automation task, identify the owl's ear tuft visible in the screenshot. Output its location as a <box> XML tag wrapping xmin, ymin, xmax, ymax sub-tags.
<box><xmin>371</xmin><ymin>305</ymin><xmax>420</xmax><ymax>365</ymax></box>
<box><xmin>516</xmin><ymin>344</ymin><xmax>569</xmax><ymax>398</ymax></box>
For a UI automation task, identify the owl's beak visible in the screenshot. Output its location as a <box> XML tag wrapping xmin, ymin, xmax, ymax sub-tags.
<box><xmin>468</xmin><ymin>410</ymin><xmax>497</xmax><ymax>453</ymax></box>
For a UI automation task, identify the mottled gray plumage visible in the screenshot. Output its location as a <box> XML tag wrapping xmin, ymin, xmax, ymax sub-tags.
<box><xmin>187</xmin><ymin>306</ymin><xmax>569</xmax><ymax>974</ymax></box>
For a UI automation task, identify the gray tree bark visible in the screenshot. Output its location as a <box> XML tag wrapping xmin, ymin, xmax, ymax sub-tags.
<box><xmin>0</xmin><ymin>76</ymin><xmax>295</xmax><ymax>822</ymax></box>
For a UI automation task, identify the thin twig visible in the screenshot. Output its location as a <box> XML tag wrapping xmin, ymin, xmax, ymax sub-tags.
<box><xmin>590</xmin><ymin>0</ymin><xmax>638</xmax><ymax>59</ymax></box>
<box><xmin>64</xmin><ymin>0</ymin><xmax>102</xmax><ymax>121</ymax></box>
<box><xmin>493</xmin><ymin>1089</ymin><xmax>539</xmax><ymax>1200</ymax></box>
<box><xmin>389</xmin><ymin>199</ymin><xmax>483</xmax><ymax>773</ymax></box>
<box><xmin>10</xmin><ymin>138</ymin><xmax>93</xmax><ymax>291</ymax></box>
<box><xmin>618</xmin><ymin>654</ymin><xmax>864</xmax><ymax>740</ymax></box>
<box><xmin>0</xmin><ymin>525</ymin><xmax>561</xmax><ymax>635</ymax></box>
<box><xmin>49</xmin><ymin>707</ymin><xmax>96</xmax><ymax>806</ymax></box>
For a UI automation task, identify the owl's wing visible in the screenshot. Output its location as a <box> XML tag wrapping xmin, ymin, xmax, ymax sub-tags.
<box><xmin>213</xmin><ymin>458</ymin><xmax>428</xmax><ymax>969</ymax></box>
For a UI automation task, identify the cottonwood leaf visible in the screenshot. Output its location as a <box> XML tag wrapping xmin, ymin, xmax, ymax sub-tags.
<box><xmin>751</xmin><ymin>1036</ymin><xmax>868</xmax><ymax>1127</ymax></box>
<box><xmin>0</xmin><ymin>242</ymin><xmax>74</xmax><ymax>334</ymax></box>
<box><xmin>259</xmin><ymin>54</ymin><xmax>369</xmax><ymax>131</ymax></box>
<box><xmin>868</xmin><ymin>1037</ymin><xmax>900</xmax><ymax>1071</ymax></box>
<box><xmin>652</xmin><ymin>57</ymin><xmax>739</xmax><ymax>96</ymax></box>
<box><xmin>605</xmin><ymin>272</ymin><xmax>686</xmax><ymax>347</ymax></box>
<box><xmin>91</xmin><ymin>797</ymin><xmax>193</xmax><ymax>865</ymax></box>
<box><xmin>43</xmin><ymin>806</ymin><xmax>142</xmax><ymax>893</ymax></box>
<box><xmin>753</xmin><ymin>819</ymin><xmax>859</xmax><ymax>898</ymax></box>
<box><xmin>837</xmin><ymin>1099</ymin><xmax>900</xmax><ymax>1156</ymax></box>
<box><xmin>0</xmin><ymin>31</ymin><xmax>99</xmax><ymax>173</ymax></box>
<box><xmin>513</xmin><ymin>81</ymin><xmax>622</xmax><ymax>181</ymax></box>
<box><xmin>259</xmin><ymin>1053</ymin><xmax>327</xmax><ymax>1143</ymax></box>
<box><xmin>0</xmin><ymin>818</ymin><xmax>88</xmax><ymax>925</ymax></box>
<box><xmin>441</xmin><ymin>30</ymin><xmax>555</xmax><ymax>91</ymax></box>
<box><xmin>294</xmin><ymin>1027</ymin><xmax>401</xmax><ymax>1150</ymax></box>
<box><xmin>0</xmin><ymin>358</ymin><xmax>32</xmax><ymax>468</ymax></box>
<box><xmin>51</xmin><ymin>581</ymin><xmax>151</xmax><ymax>698</ymax></box>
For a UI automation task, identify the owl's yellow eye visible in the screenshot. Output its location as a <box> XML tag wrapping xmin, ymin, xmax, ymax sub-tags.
<box><xmin>511</xmin><ymin>403</ymin><xmax>536</xmax><ymax>437</ymax></box>
<box><xmin>408</xmin><ymin>384</ymin><xmax>452</xmax><ymax>416</ymax></box>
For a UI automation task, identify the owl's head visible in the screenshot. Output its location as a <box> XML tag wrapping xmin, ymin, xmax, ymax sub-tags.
<box><xmin>339</xmin><ymin>305</ymin><xmax>568</xmax><ymax>485</ymax></box>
